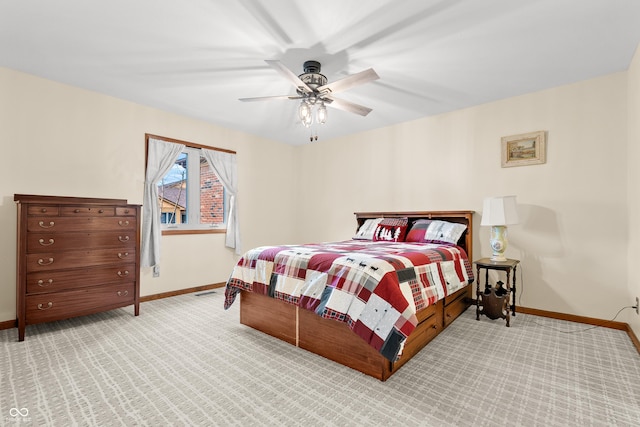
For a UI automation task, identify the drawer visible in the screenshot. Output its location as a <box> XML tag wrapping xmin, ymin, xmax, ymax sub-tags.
<box><xmin>415</xmin><ymin>301</ymin><xmax>438</xmax><ymax>323</ymax></box>
<box><xmin>25</xmin><ymin>282</ymin><xmax>135</xmax><ymax>324</ymax></box>
<box><xmin>395</xmin><ymin>309</ymin><xmax>440</xmax><ymax>363</ymax></box>
<box><xmin>27</xmin><ymin>205</ymin><xmax>59</xmax><ymax>216</ymax></box>
<box><xmin>26</xmin><ymin>263</ymin><xmax>136</xmax><ymax>294</ymax></box>
<box><xmin>444</xmin><ymin>285</ymin><xmax>469</xmax><ymax>306</ymax></box>
<box><xmin>27</xmin><ymin>231</ymin><xmax>136</xmax><ymax>253</ymax></box>
<box><xmin>26</xmin><ymin>248</ymin><xmax>136</xmax><ymax>272</ymax></box>
<box><xmin>60</xmin><ymin>206</ymin><xmax>115</xmax><ymax>216</ymax></box>
<box><xmin>27</xmin><ymin>216</ymin><xmax>136</xmax><ymax>233</ymax></box>
<box><xmin>444</xmin><ymin>292</ymin><xmax>470</xmax><ymax>327</ymax></box>
<box><xmin>116</xmin><ymin>206</ymin><xmax>137</xmax><ymax>216</ymax></box>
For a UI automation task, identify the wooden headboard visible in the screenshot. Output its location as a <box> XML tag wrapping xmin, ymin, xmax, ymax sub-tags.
<box><xmin>354</xmin><ymin>211</ymin><xmax>474</xmax><ymax>261</ymax></box>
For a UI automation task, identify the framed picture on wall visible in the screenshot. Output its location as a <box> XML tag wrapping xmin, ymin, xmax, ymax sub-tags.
<box><xmin>501</xmin><ymin>130</ymin><xmax>547</xmax><ymax>167</ymax></box>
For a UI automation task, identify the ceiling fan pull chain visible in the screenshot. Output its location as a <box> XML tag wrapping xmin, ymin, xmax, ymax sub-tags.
<box><xmin>309</xmin><ymin>128</ymin><xmax>318</xmax><ymax>142</ymax></box>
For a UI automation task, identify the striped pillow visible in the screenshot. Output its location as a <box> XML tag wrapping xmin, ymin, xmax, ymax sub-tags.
<box><xmin>405</xmin><ymin>219</ymin><xmax>466</xmax><ymax>245</ymax></box>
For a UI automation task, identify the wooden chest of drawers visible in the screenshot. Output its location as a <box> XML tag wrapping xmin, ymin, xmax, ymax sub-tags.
<box><xmin>15</xmin><ymin>194</ymin><xmax>141</xmax><ymax>341</ymax></box>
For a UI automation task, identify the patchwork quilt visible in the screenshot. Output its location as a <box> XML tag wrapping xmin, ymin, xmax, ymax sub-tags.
<box><xmin>224</xmin><ymin>240</ymin><xmax>474</xmax><ymax>361</ymax></box>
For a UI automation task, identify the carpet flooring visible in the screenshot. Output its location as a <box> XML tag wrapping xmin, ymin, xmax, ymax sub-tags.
<box><xmin>1</xmin><ymin>291</ymin><xmax>639</xmax><ymax>426</ymax></box>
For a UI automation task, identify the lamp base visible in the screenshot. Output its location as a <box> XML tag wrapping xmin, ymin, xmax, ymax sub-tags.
<box><xmin>489</xmin><ymin>225</ymin><xmax>509</xmax><ymax>263</ymax></box>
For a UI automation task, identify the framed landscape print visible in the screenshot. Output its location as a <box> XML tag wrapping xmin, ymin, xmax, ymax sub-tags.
<box><xmin>501</xmin><ymin>130</ymin><xmax>546</xmax><ymax>167</ymax></box>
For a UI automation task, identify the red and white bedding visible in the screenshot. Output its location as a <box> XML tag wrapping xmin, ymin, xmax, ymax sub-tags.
<box><xmin>224</xmin><ymin>240</ymin><xmax>474</xmax><ymax>361</ymax></box>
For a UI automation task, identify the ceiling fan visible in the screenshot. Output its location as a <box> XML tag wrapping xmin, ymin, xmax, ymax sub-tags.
<box><xmin>239</xmin><ymin>60</ymin><xmax>379</xmax><ymax>127</ymax></box>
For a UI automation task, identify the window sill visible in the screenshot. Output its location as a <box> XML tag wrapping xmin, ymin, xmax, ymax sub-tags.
<box><xmin>162</xmin><ymin>229</ymin><xmax>227</xmax><ymax>236</ymax></box>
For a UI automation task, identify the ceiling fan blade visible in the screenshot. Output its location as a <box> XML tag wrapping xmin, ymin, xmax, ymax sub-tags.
<box><xmin>239</xmin><ymin>95</ymin><xmax>300</xmax><ymax>102</ymax></box>
<box><xmin>324</xmin><ymin>96</ymin><xmax>373</xmax><ymax>116</ymax></box>
<box><xmin>265</xmin><ymin>59</ymin><xmax>312</xmax><ymax>94</ymax></box>
<box><xmin>319</xmin><ymin>68</ymin><xmax>379</xmax><ymax>95</ymax></box>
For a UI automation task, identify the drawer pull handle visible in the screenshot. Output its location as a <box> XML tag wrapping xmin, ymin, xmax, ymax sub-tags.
<box><xmin>37</xmin><ymin>258</ymin><xmax>54</xmax><ymax>266</ymax></box>
<box><xmin>74</xmin><ymin>209</ymin><xmax>81</xmax><ymax>213</ymax></box>
<box><xmin>117</xmin><ymin>270</ymin><xmax>129</xmax><ymax>277</ymax></box>
<box><xmin>37</xmin><ymin>302</ymin><xmax>53</xmax><ymax>310</ymax></box>
<box><xmin>38</xmin><ymin>238</ymin><xmax>55</xmax><ymax>246</ymax></box>
<box><xmin>123</xmin><ymin>209</ymin><xmax>130</xmax><ymax>214</ymax></box>
<box><xmin>38</xmin><ymin>221</ymin><xmax>55</xmax><ymax>229</ymax></box>
<box><xmin>118</xmin><ymin>235</ymin><xmax>130</xmax><ymax>242</ymax></box>
<box><xmin>118</xmin><ymin>252</ymin><xmax>129</xmax><ymax>259</ymax></box>
<box><xmin>99</xmin><ymin>209</ymin><xmax>104</xmax><ymax>214</ymax></box>
<box><xmin>37</xmin><ymin>279</ymin><xmax>54</xmax><ymax>287</ymax></box>
<box><xmin>41</xmin><ymin>208</ymin><xmax>48</xmax><ymax>213</ymax></box>
<box><xmin>118</xmin><ymin>220</ymin><xmax>130</xmax><ymax>227</ymax></box>
<box><xmin>117</xmin><ymin>290</ymin><xmax>129</xmax><ymax>297</ymax></box>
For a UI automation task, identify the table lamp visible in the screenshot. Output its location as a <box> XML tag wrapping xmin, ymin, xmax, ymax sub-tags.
<box><xmin>481</xmin><ymin>195</ymin><xmax>519</xmax><ymax>262</ymax></box>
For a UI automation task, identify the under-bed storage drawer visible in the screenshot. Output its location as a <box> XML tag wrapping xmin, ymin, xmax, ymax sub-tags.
<box><xmin>443</xmin><ymin>285</ymin><xmax>471</xmax><ymax>327</ymax></box>
<box><xmin>397</xmin><ymin>300</ymin><xmax>442</xmax><ymax>363</ymax></box>
<box><xmin>415</xmin><ymin>301</ymin><xmax>438</xmax><ymax>323</ymax></box>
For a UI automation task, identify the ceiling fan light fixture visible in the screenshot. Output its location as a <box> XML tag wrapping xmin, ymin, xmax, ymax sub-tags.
<box><xmin>240</xmin><ymin>59</ymin><xmax>378</xmax><ymax>138</ymax></box>
<box><xmin>298</xmin><ymin>100</ymin><xmax>311</xmax><ymax>122</ymax></box>
<box><xmin>317</xmin><ymin>102</ymin><xmax>327</xmax><ymax>124</ymax></box>
<box><xmin>302</xmin><ymin>112</ymin><xmax>313</xmax><ymax>128</ymax></box>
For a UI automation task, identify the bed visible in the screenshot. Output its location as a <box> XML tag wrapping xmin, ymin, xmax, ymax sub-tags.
<box><xmin>224</xmin><ymin>211</ymin><xmax>474</xmax><ymax>381</ymax></box>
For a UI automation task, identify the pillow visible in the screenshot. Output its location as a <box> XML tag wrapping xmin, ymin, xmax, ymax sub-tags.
<box><xmin>404</xmin><ymin>219</ymin><xmax>433</xmax><ymax>242</ymax></box>
<box><xmin>373</xmin><ymin>217</ymin><xmax>408</xmax><ymax>242</ymax></box>
<box><xmin>406</xmin><ymin>219</ymin><xmax>467</xmax><ymax>245</ymax></box>
<box><xmin>353</xmin><ymin>218</ymin><xmax>384</xmax><ymax>240</ymax></box>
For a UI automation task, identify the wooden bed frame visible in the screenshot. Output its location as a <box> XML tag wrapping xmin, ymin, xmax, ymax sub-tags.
<box><xmin>239</xmin><ymin>211</ymin><xmax>475</xmax><ymax>381</ymax></box>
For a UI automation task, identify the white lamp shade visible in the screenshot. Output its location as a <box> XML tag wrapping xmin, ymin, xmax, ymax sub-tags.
<box><xmin>481</xmin><ymin>196</ymin><xmax>519</xmax><ymax>226</ymax></box>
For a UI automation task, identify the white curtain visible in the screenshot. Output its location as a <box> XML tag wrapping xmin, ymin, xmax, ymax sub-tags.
<box><xmin>202</xmin><ymin>148</ymin><xmax>240</xmax><ymax>254</ymax></box>
<box><xmin>141</xmin><ymin>138</ymin><xmax>185</xmax><ymax>269</ymax></box>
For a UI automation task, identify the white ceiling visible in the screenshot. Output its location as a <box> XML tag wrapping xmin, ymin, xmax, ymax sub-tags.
<box><xmin>1</xmin><ymin>0</ymin><xmax>639</xmax><ymax>145</ymax></box>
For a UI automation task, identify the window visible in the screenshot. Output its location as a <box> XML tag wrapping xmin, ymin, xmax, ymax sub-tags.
<box><xmin>146</xmin><ymin>135</ymin><xmax>234</xmax><ymax>235</ymax></box>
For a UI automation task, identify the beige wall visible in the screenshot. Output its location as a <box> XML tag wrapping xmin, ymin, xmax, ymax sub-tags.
<box><xmin>295</xmin><ymin>71</ymin><xmax>631</xmax><ymax>321</ymax></box>
<box><xmin>627</xmin><ymin>44</ymin><xmax>640</xmax><ymax>336</ymax></box>
<box><xmin>0</xmin><ymin>67</ymin><xmax>297</xmax><ymax>323</ymax></box>
<box><xmin>1</xmin><ymin>56</ymin><xmax>638</xmax><ymax>329</ymax></box>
